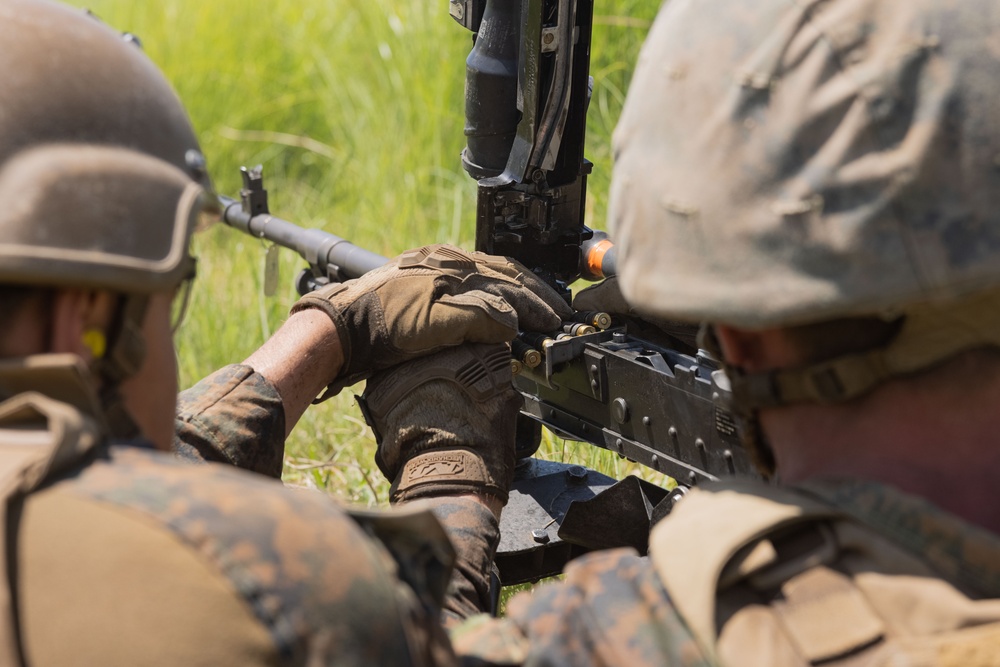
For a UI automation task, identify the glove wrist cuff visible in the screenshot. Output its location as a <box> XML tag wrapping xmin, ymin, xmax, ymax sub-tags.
<box><xmin>391</xmin><ymin>448</ymin><xmax>509</xmax><ymax>504</ymax></box>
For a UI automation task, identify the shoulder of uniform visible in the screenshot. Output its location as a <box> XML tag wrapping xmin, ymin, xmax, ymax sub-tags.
<box><xmin>48</xmin><ymin>445</ymin><xmax>434</xmax><ymax>665</ymax></box>
<box><xmin>455</xmin><ymin>548</ymin><xmax>713</xmax><ymax>667</ymax></box>
<box><xmin>656</xmin><ymin>479</ymin><xmax>840</xmax><ymax>551</ymax></box>
<box><xmin>649</xmin><ymin>481</ymin><xmax>843</xmax><ymax>664</ymax></box>
<box><xmin>21</xmin><ymin>487</ymin><xmax>280</xmax><ymax>666</ymax></box>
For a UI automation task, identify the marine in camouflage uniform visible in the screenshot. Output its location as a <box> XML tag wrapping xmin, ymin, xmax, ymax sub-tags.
<box><xmin>15</xmin><ymin>368</ymin><xmax>456</xmax><ymax>666</ymax></box>
<box><xmin>443</xmin><ymin>0</ymin><xmax>1000</xmax><ymax>664</ymax></box>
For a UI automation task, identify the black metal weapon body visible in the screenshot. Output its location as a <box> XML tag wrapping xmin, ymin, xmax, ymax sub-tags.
<box><xmin>221</xmin><ymin>0</ymin><xmax>761</xmax><ymax>587</ymax></box>
<box><xmin>451</xmin><ymin>0</ymin><xmax>759</xmax><ymax>583</ymax></box>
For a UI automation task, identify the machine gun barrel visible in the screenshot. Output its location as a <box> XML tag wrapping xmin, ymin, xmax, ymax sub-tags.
<box><xmin>219</xmin><ymin>194</ymin><xmax>388</xmax><ymax>284</ymax></box>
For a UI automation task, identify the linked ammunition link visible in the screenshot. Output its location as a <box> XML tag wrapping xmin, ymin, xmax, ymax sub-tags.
<box><xmin>570</xmin><ymin>310</ymin><xmax>612</xmax><ymax>330</ymax></box>
<box><xmin>562</xmin><ymin>322</ymin><xmax>596</xmax><ymax>336</ymax></box>
<box><xmin>517</xmin><ymin>331</ymin><xmax>555</xmax><ymax>351</ymax></box>
<box><xmin>517</xmin><ymin>318</ymin><xmax>602</xmax><ymax>367</ymax></box>
<box><xmin>511</xmin><ymin>339</ymin><xmax>542</xmax><ymax>369</ymax></box>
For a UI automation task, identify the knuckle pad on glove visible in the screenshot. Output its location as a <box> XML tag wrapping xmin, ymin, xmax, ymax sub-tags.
<box><xmin>361</xmin><ymin>343</ymin><xmax>519</xmax><ymax>503</ymax></box>
<box><xmin>462</xmin><ymin>277</ymin><xmax>568</xmax><ymax>333</ymax></box>
<box><xmin>433</xmin><ymin>293</ymin><xmax>518</xmax><ymax>341</ymax></box>
<box><xmin>397</xmin><ymin>244</ymin><xmax>481</xmax><ymax>277</ymax></box>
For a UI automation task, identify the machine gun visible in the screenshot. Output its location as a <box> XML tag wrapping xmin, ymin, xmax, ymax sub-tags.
<box><xmin>222</xmin><ymin>0</ymin><xmax>761</xmax><ymax>587</ymax></box>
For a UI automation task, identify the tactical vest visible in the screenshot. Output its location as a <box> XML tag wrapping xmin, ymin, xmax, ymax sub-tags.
<box><xmin>650</xmin><ymin>480</ymin><xmax>1000</xmax><ymax>666</ymax></box>
<box><xmin>0</xmin><ymin>356</ymin><xmax>104</xmax><ymax>667</ymax></box>
<box><xmin>0</xmin><ymin>355</ymin><xmax>462</xmax><ymax>667</ymax></box>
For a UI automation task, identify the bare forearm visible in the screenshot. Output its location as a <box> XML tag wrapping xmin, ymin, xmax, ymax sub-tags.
<box><xmin>243</xmin><ymin>313</ymin><xmax>504</xmax><ymax>517</ymax></box>
<box><xmin>244</xmin><ymin>309</ymin><xmax>344</xmax><ymax>435</ymax></box>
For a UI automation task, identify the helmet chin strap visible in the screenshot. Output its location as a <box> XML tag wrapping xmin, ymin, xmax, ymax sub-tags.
<box><xmin>700</xmin><ymin>289</ymin><xmax>1000</xmax><ymax>478</ymax></box>
<box><xmin>698</xmin><ymin>324</ymin><xmax>777</xmax><ymax>477</ymax></box>
<box><xmin>92</xmin><ymin>295</ymin><xmax>148</xmax><ymax>440</ymax></box>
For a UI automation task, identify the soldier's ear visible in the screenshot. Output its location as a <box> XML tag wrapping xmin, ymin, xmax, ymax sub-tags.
<box><xmin>713</xmin><ymin>325</ymin><xmax>794</xmax><ymax>373</ymax></box>
<box><xmin>49</xmin><ymin>290</ymin><xmax>115</xmax><ymax>362</ymax></box>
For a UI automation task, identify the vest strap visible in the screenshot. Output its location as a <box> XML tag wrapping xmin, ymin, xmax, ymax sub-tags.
<box><xmin>0</xmin><ymin>390</ymin><xmax>101</xmax><ymax>667</ymax></box>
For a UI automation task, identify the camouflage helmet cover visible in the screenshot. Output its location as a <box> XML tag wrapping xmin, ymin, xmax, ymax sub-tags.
<box><xmin>0</xmin><ymin>0</ymin><xmax>216</xmax><ymax>294</ymax></box>
<box><xmin>610</xmin><ymin>0</ymin><xmax>1000</xmax><ymax>328</ymax></box>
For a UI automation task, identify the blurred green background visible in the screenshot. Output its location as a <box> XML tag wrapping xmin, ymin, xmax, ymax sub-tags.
<box><xmin>64</xmin><ymin>0</ymin><xmax>666</xmax><ymax>503</ymax></box>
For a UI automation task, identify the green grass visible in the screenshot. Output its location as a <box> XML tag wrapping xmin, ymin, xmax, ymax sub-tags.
<box><xmin>64</xmin><ymin>0</ymin><xmax>669</xmax><ymax>504</ymax></box>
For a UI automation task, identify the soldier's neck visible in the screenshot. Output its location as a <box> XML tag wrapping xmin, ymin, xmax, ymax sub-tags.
<box><xmin>764</xmin><ymin>351</ymin><xmax>1000</xmax><ymax>535</ymax></box>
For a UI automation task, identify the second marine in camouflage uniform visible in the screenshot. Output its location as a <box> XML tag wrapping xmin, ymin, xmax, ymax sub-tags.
<box><xmin>451</xmin><ymin>0</ymin><xmax>1000</xmax><ymax>663</ymax></box>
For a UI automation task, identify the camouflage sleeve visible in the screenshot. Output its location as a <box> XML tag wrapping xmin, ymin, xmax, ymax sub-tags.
<box><xmin>451</xmin><ymin>549</ymin><xmax>715</xmax><ymax>667</ymax></box>
<box><xmin>422</xmin><ymin>498</ymin><xmax>501</xmax><ymax>627</ymax></box>
<box><xmin>173</xmin><ymin>364</ymin><xmax>286</xmax><ymax>478</ymax></box>
<box><xmin>64</xmin><ymin>446</ymin><xmax>458</xmax><ymax>666</ymax></box>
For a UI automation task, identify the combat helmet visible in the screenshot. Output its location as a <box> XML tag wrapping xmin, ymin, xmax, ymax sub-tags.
<box><xmin>0</xmin><ymin>0</ymin><xmax>218</xmax><ymax>432</ymax></box>
<box><xmin>610</xmin><ymin>0</ymin><xmax>1000</xmax><ymax>412</ymax></box>
<box><xmin>0</xmin><ymin>0</ymin><xmax>216</xmax><ymax>295</ymax></box>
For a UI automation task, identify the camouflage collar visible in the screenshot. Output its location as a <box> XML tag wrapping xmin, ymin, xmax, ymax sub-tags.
<box><xmin>802</xmin><ymin>478</ymin><xmax>1000</xmax><ymax>599</ymax></box>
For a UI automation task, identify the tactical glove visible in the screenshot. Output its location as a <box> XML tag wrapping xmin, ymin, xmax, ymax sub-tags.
<box><xmin>573</xmin><ymin>277</ymin><xmax>701</xmax><ymax>353</ymax></box>
<box><xmin>292</xmin><ymin>244</ymin><xmax>572</xmax><ymax>397</ymax></box>
<box><xmin>358</xmin><ymin>343</ymin><xmax>520</xmax><ymax>504</ymax></box>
